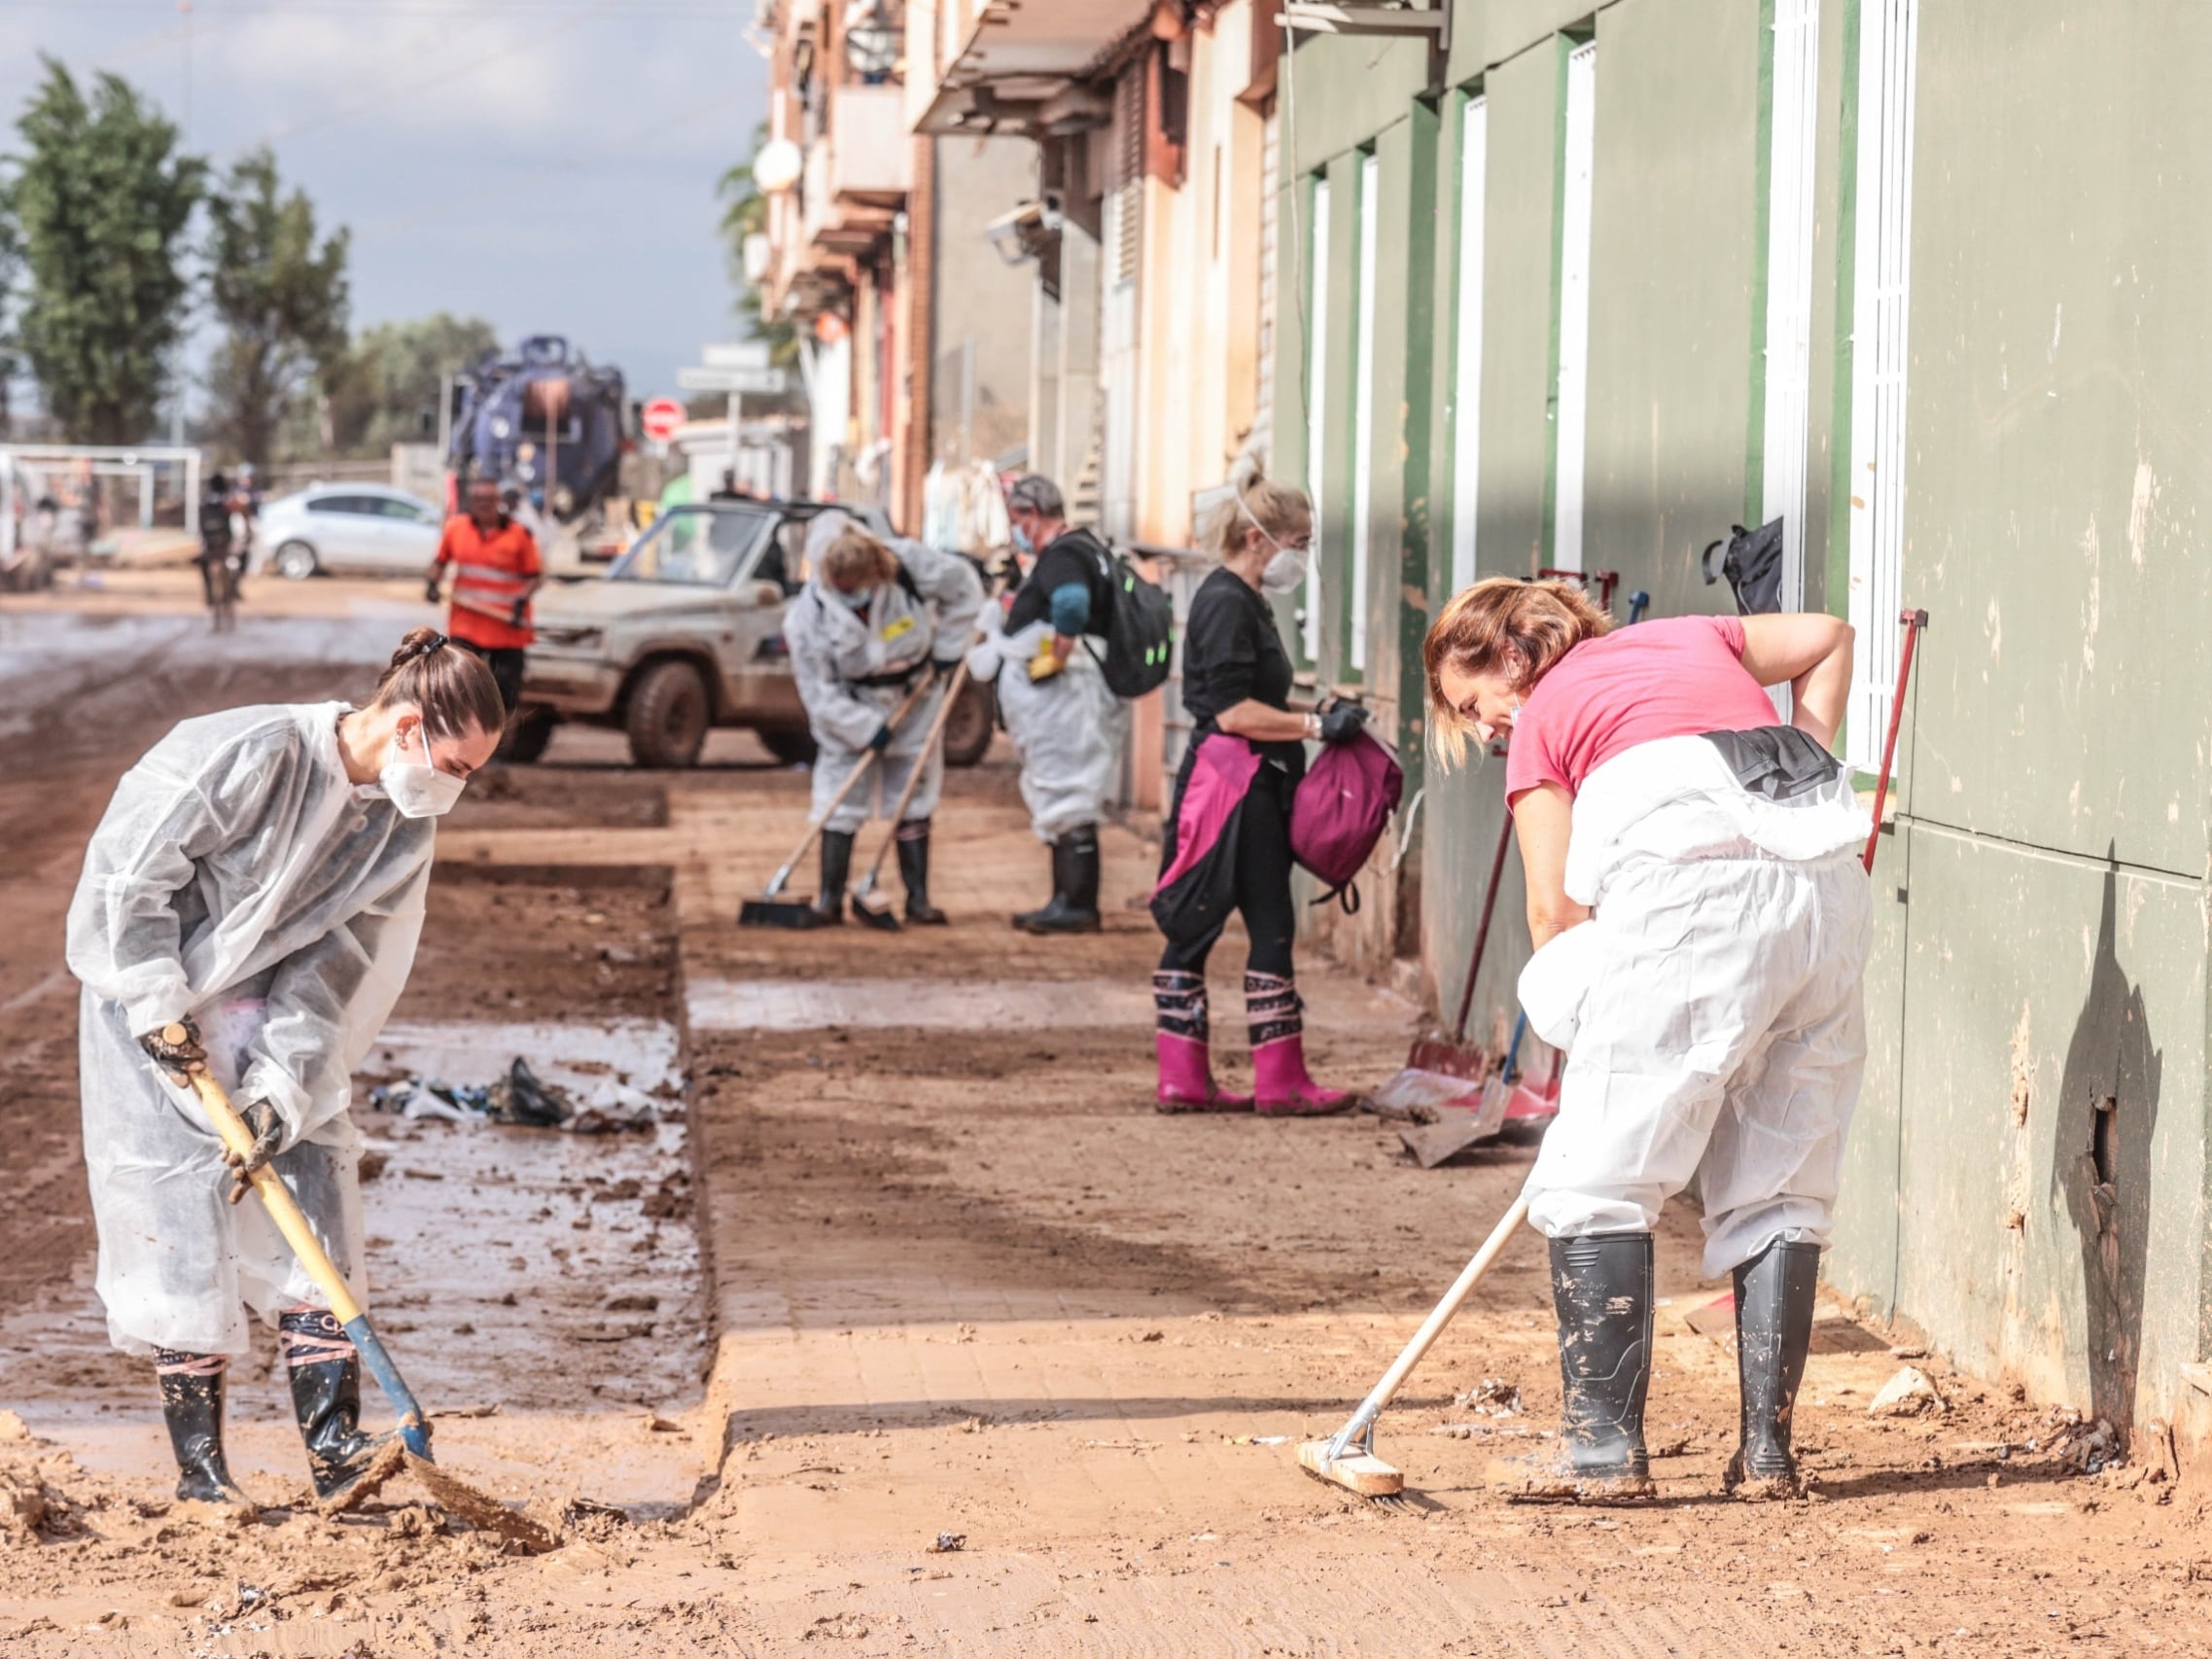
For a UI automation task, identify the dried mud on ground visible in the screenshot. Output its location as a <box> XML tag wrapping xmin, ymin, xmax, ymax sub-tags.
<box><xmin>6</xmin><ymin>592</ymin><xmax>2212</xmax><ymax>1654</ymax></box>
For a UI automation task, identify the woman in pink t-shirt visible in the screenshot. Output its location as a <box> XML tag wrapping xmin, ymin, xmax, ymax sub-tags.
<box><xmin>1422</xmin><ymin>577</ymin><xmax>1869</xmax><ymax>1505</ymax></box>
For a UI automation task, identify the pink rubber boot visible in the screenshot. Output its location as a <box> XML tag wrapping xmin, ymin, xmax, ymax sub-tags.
<box><xmin>1247</xmin><ymin>972</ymin><xmax>1353</xmax><ymax>1116</ymax></box>
<box><xmin>1152</xmin><ymin>971</ymin><xmax>1252</xmax><ymax>1112</ymax></box>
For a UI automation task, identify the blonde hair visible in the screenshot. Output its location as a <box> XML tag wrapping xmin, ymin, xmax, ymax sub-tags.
<box><xmin>1422</xmin><ymin>577</ymin><xmax>1613</xmax><ymax>769</ymax></box>
<box><xmin>821</xmin><ymin>527</ymin><xmax>899</xmax><ymax>589</ymax></box>
<box><xmin>1199</xmin><ymin>470</ymin><xmax>1312</xmax><ymax>560</ymax></box>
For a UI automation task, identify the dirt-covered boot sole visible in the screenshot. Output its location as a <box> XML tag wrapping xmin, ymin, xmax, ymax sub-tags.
<box><xmin>1155</xmin><ymin>1092</ymin><xmax>1255</xmax><ymax>1114</ymax></box>
<box><xmin>1488</xmin><ymin>1455</ymin><xmax>1658</xmax><ymax>1505</ymax></box>
<box><xmin>1723</xmin><ymin>1452</ymin><xmax>1808</xmax><ymax>1501</ymax></box>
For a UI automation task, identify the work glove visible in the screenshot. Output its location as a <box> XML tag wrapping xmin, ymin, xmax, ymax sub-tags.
<box><xmin>931</xmin><ymin>656</ymin><xmax>961</xmax><ymax>684</ymax></box>
<box><xmin>138</xmin><ymin>1015</ymin><xmax>207</xmax><ymax>1080</ymax></box>
<box><xmin>867</xmin><ymin>723</ymin><xmax>895</xmax><ymax>754</ymax></box>
<box><xmin>1317</xmin><ymin>699</ymin><xmax>1370</xmax><ymax>745</ymax></box>
<box><xmin>423</xmin><ymin>575</ymin><xmax>442</xmax><ymax>605</ymax></box>
<box><xmin>1027</xmin><ymin>640</ymin><xmax>1066</xmax><ymax>683</ymax></box>
<box><xmin>509</xmin><ymin>598</ymin><xmax>529</xmax><ymax>627</ymax></box>
<box><xmin>223</xmin><ymin>1098</ymin><xmax>284</xmax><ymax>1206</ymax></box>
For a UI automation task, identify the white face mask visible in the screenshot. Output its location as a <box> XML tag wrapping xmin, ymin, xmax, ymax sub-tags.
<box><xmin>1259</xmin><ymin>543</ymin><xmax>1313</xmax><ymax>594</ymax></box>
<box><xmin>380</xmin><ymin>723</ymin><xmax>468</xmax><ymax>819</ymax></box>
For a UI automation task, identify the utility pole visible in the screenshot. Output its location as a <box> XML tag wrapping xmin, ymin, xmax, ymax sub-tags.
<box><xmin>170</xmin><ymin>0</ymin><xmax>193</xmax><ymax>449</ymax></box>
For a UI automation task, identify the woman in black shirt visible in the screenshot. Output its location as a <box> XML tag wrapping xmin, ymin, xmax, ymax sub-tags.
<box><xmin>1155</xmin><ymin>474</ymin><xmax>1366</xmax><ymax>1113</ymax></box>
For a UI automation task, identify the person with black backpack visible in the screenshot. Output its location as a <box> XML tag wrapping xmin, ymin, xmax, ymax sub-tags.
<box><xmin>965</xmin><ymin>474</ymin><xmax>1133</xmax><ymax>934</ymax></box>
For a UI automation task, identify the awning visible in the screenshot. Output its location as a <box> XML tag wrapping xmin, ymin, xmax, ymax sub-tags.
<box><xmin>916</xmin><ymin>0</ymin><xmax>1154</xmax><ymax>135</ymax></box>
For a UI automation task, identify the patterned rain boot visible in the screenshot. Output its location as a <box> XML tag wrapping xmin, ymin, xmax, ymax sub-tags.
<box><xmin>1246</xmin><ymin>971</ymin><xmax>1352</xmax><ymax>1115</ymax></box>
<box><xmin>1152</xmin><ymin>971</ymin><xmax>1252</xmax><ymax>1112</ymax></box>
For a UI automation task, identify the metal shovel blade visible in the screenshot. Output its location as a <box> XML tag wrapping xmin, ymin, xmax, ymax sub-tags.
<box><xmin>1395</xmin><ymin>1074</ymin><xmax>1514</xmax><ymax>1168</ymax></box>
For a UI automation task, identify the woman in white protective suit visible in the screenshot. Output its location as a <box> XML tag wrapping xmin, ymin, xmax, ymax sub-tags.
<box><xmin>784</xmin><ymin>514</ymin><xmax>983</xmax><ymax>925</ymax></box>
<box><xmin>66</xmin><ymin>629</ymin><xmax>505</xmax><ymax>1516</ymax></box>
<box><xmin>1425</xmin><ymin>579</ymin><xmax>1867</xmax><ymax>1503</ymax></box>
<box><xmin>966</xmin><ymin>473</ymin><xmax>1130</xmax><ymax>934</ymax></box>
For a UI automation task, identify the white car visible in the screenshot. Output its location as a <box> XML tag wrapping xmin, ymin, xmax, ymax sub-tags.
<box><xmin>258</xmin><ymin>484</ymin><xmax>444</xmax><ymax>580</ymax></box>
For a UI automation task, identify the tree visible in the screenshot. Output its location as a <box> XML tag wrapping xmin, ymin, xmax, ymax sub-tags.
<box><xmin>204</xmin><ymin>147</ymin><xmax>349</xmax><ymax>467</ymax></box>
<box><xmin>718</xmin><ymin>123</ymin><xmax>799</xmax><ymax>373</ymax></box>
<box><xmin>9</xmin><ymin>58</ymin><xmax>203</xmax><ymax>443</ymax></box>
<box><xmin>324</xmin><ymin>312</ymin><xmax>500</xmax><ymax>459</ymax></box>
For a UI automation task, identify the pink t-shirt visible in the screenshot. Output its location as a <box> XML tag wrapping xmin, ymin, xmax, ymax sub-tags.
<box><xmin>1504</xmin><ymin>615</ymin><xmax>1780</xmax><ymax>807</ymax></box>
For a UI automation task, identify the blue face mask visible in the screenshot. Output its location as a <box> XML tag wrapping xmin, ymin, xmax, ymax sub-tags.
<box><xmin>1011</xmin><ymin>522</ymin><xmax>1034</xmax><ymax>555</ymax></box>
<box><xmin>836</xmin><ymin>585</ymin><xmax>870</xmax><ymax>611</ymax></box>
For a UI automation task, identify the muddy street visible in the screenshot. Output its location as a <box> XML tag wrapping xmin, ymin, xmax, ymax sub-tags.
<box><xmin>3</xmin><ymin>581</ymin><xmax>2212</xmax><ymax>1656</ymax></box>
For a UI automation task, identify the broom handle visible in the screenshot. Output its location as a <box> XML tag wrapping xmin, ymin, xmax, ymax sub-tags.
<box><xmin>1449</xmin><ymin>811</ymin><xmax>1516</xmax><ymax>1044</ymax></box>
<box><xmin>857</xmin><ymin>659</ymin><xmax>971</xmax><ymax>894</ymax></box>
<box><xmin>176</xmin><ymin>1054</ymin><xmax>432</xmax><ymax>1455</ymax></box>
<box><xmin>1323</xmin><ymin>1194</ymin><xmax>1530</xmax><ymax>1459</ymax></box>
<box><xmin>1862</xmin><ymin>609</ymin><xmax>1927</xmax><ymax>875</ymax></box>
<box><xmin>760</xmin><ymin>675</ymin><xmax>933</xmax><ymax>897</ymax></box>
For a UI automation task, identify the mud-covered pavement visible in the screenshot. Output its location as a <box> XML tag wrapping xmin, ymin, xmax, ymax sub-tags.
<box><xmin>5</xmin><ymin>577</ymin><xmax>2212</xmax><ymax>1655</ymax></box>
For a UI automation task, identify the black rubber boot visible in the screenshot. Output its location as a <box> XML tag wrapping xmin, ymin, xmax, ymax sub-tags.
<box><xmin>157</xmin><ymin>1353</ymin><xmax>258</xmax><ymax>1516</ymax></box>
<box><xmin>281</xmin><ymin>1310</ymin><xmax>395</xmax><ymax>1502</ymax></box>
<box><xmin>1500</xmin><ymin>1233</ymin><xmax>1656</xmax><ymax>1501</ymax></box>
<box><xmin>1017</xmin><ymin>826</ymin><xmax>1102</xmax><ymax>935</ymax></box>
<box><xmin>1725</xmin><ymin>1238</ymin><xmax>1821</xmax><ymax>1500</ymax></box>
<box><xmin>896</xmin><ymin>823</ymin><xmax>948</xmax><ymax>925</ymax></box>
<box><xmin>809</xmin><ymin>829</ymin><xmax>855</xmax><ymax>926</ymax></box>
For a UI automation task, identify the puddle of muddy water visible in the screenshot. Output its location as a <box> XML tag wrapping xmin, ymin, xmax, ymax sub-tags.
<box><xmin>0</xmin><ymin>1019</ymin><xmax>705</xmax><ymax>1444</ymax></box>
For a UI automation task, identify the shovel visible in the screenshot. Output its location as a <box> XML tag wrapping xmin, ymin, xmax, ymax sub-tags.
<box><xmin>1396</xmin><ymin>1013</ymin><xmax>1527</xmax><ymax>1169</ymax></box>
<box><xmin>739</xmin><ymin>676</ymin><xmax>931</xmax><ymax>929</ymax></box>
<box><xmin>852</xmin><ymin>661</ymin><xmax>971</xmax><ymax>930</ymax></box>
<box><xmin>168</xmin><ymin>1039</ymin><xmax>557</xmax><ymax>1551</ymax></box>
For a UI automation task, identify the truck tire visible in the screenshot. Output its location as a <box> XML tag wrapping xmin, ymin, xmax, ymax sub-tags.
<box><xmin>757</xmin><ymin>727</ymin><xmax>818</xmax><ymax>766</ymax></box>
<box><xmin>500</xmin><ymin>704</ymin><xmax>557</xmax><ymax>764</ymax></box>
<box><xmin>942</xmin><ymin>678</ymin><xmax>996</xmax><ymax>768</ymax></box>
<box><xmin>625</xmin><ymin>660</ymin><xmax>710</xmax><ymax>768</ymax></box>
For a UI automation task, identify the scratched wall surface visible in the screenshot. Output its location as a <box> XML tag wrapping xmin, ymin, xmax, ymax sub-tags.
<box><xmin>1824</xmin><ymin>1</ymin><xmax>2212</xmax><ymax>1437</ymax></box>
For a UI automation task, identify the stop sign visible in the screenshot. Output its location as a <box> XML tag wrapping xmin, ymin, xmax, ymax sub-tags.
<box><xmin>641</xmin><ymin>397</ymin><xmax>685</xmax><ymax>443</ymax></box>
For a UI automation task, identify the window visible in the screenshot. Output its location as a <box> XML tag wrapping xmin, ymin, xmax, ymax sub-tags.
<box><xmin>1552</xmin><ymin>40</ymin><xmax>1598</xmax><ymax>572</ymax></box>
<box><xmin>1845</xmin><ymin>0</ymin><xmax>1919</xmax><ymax>769</ymax></box>
<box><xmin>314</xmin><ymin>494</ymin><xmax>375</xmax><ymax>516</ymax></box>
<box><xmin>1302</xmin><ymin>174</ymin><xmax>1330</xmax><ymax>663</ymax></box>
<box><xmin>376</xmin><ymin>498</ymin><xmax>429</xmax><ymax>521</ymax></box>
<box><xmin>1761</xmin><ymin>0</ymin><xmax>1821</xmax><ymax>614</ymax></box>
<box><xmin>1348</xmin><ymin>149</ymin><xmax>1379</xmax><ymax>673</ymax></box>
<box><xmin>1450</xmin><ymin>93</ymin><xmax>1489</xmax><ymax>595</ymax></box>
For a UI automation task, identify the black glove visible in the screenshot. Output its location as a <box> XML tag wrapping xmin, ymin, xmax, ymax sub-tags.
<box><xmin>931</xmin><ymin>657</ymin><xmax>961</xmax><ymax>684</ymax></box>
<box><xmin>138</xmin><ymin>1015</ymin><xmax>207</xmax><ymax>1080</ymax></box>
<box><xmin>423</xmin><ymin>576</ymin><xmax>442</xmax><ymax>604</ymax></box>
<box><xmin>223</xmin><ymin>1099</ymin><xmax>284</xmax><ymax>1206</ymax></box>
<box><xmin>1317</xmin><ymin>700</ymin><xmax>1370</xmax><ymax>745</ymax></box>
<box><xmin>509</xmin><ymin>598</ymin><xmax>528</xmax><ymax>627</ymax></box>
<box><xmin>867</xmin><ymin>724</ymin><xmax>894</xmax><ymax>754</ymax></box>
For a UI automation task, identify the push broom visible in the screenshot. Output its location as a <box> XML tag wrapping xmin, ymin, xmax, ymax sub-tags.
<box><xmin>169</xmin><ymin>1039</ymin><xmax>558</xmax><ymax>1550</ymax></box>
<box><xmin>1299</xmin><ymin>606</ymin><xmax>1928</xmax><ymax>1500</ymax></box>
<box><xmin>739</xmin><ymin>675</ymin><xmax>932</xmax><ymax>928</ymax></box>
<box><xmin>851</xmin><ymin>659</ymin><xmax>974</xmax><ymax>930</ymax></box>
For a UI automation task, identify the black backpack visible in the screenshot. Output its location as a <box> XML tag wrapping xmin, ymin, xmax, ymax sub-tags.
<box><xmin>1702</xmin><ymin>517</ymin><xmax>1787</xmax><ymax>615</ymax></box>
<box><xmin>1081</xmin><ymin>539</ymin><xmax>1175</xmax><ymax>699</ymax></box>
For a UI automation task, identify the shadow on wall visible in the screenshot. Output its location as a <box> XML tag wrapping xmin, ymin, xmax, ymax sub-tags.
<box><xmin>2052</xmin><ymin>854</ymin><xmax>2162</xmax><ymax>1451</ymax></box>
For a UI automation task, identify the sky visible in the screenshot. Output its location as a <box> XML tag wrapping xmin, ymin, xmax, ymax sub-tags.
<box><xmin>0</xmin><ymin>0</ymin><xmax>771</xmax><ymax>410</ymax></box>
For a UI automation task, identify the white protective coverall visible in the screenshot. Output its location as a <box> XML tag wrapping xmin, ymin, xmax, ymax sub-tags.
<box><xmin>965</xmin><ymin>607</ymin><xmax>1128</xmax><ymax>843</ymax></box>
<box><xmin>1516</xmin><ymin>733</ymin><xmax>1873</xmax><ymax>1279</ymax></box>
<box><xmin>785</xmin><ymin>513</ymin><xmax>983</xmax><ymax>835</ymax></box>
<box><xmin>66</xmin><ymin>703</ymin><xmax>433</xmax><ymax>1357</ymax></box>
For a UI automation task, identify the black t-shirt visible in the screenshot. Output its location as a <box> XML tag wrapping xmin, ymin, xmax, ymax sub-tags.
<box><xmin>1005</xmin><ymin>526</ymin><xmax>1114</xmax><ymax>637</ymax></box>
<box><xmin>1180</xmin><ymin>565</ymin><xmax>1304</xmax><ymax>775</ymax></box>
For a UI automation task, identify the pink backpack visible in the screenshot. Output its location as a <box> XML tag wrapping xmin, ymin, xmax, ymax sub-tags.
<box><xmin>1289</xmin><ymin>730</ymin><xmax>1404</xmax><ymax>913</ymax></box>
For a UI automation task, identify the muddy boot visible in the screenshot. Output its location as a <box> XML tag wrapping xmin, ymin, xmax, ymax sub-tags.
<box><xmin>808</xmin><ymin>829</ymin><xmax>854</xmax><ymax>926</ymax></box>
<box><xmin>1017</xmin><ymin>826</ymin><xmax>1102</xmax><ymax>934</ymax></box>
<box><xmin>1246</xmin><ymin>972</ymin><xmax>1352</xmax><ymax>1115</ymax></box>
<box><xmin>896</xmin><ymin>820</ymin><xmax>948</xmax><ymax>925</ymax></box>
<box><xmin>157</xmin><ymin>1352</ymin><xmax>258</xmax><ymax>1518</ymax></box>
<box><xmin>1152</xmin><ymin>970</ymin><xmax>1251</xmax><ymax>1112</ymax></box>
<box><xmin>1500</xmin><ymin>1234</ymin><xmax>1656</xmax><ymax>1503</ymax></box>
<box><xmin>1724</xmin><ymin>1239</ymin><xmax>1821</xmax><ymax>1500</ymax></box>
<box><xmin>281</xmin><ymin>1311</ymin><xmax>396</xmax><ymax>1502</ymax></box>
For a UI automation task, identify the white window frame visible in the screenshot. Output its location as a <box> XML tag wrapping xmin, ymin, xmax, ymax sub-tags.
<box><xmin>1450</xmin><ymin>94</ymin><xmax>1489</xmax><ymax>595</ymax></box>
<box><xmin>1761</xmin><ymin>0</ymin><xmax>1820</xmax><ymax>614</ymax></box>
<box><xmin>1845</xmin><ymin>0</ymin><xmax>1919</xmax><ymax>770</ymax></box>
<box><xmin>1303</xmin><ymin>175</ymin><xmax>1330</xmax><ymax>664</ymax></box>
<box><xmin>1349</xmin><ymin>150</ymin><xmax>1379</xmax><ymax>673</ymax></box>
<box><xmin>1553</xmin><ymin>41</ymin><xmax>1598</xmax><ymax>573</ymax></box>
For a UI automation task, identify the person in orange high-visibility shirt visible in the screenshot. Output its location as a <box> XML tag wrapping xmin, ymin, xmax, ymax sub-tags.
<box><xmin>425</xmin><ymin>476</ymin><xmax>543</xmax><ymax>714</ymax></box>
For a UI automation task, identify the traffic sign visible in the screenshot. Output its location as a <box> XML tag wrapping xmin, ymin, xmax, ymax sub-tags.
<box><xmin>641</xmin><ymin>397</ymin><xmax>685</xmax><ymax>442</ymax></box>
<box><xmin>676</xmin><ymin>366</ymin><xmax>790</xmax><ymax>395</ymax></box>
<box><xmin>702</xmin><ymin>340</ymin><xmax>772</xmax><ymax>371</ymax></box>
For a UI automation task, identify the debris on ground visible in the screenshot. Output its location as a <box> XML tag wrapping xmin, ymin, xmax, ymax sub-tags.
<box><xmin>369</xmin><ymin>1056</ymin><xmax>658</xmax><ymax>1134</ymax></box>
<box><xmin>1869</xmin><ymin>1365</ymin><xmax>1946</xmax><ymax>1417</ymax></box>
<box><xmin>930</xmin><ymin>1532</ymin><xmax>966</xmax><ymax>1553</ymax></box>
<box><xmin>1454</xmin><ymin>1377</ymin><xmax>1522</xmax><ymax>1417</ymax></box>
